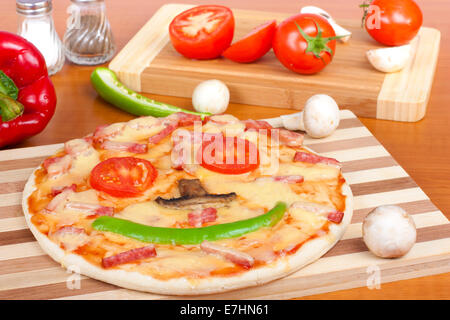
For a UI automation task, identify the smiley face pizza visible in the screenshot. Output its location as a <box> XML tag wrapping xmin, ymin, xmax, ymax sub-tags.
<box><xmin>22</xmin><ymin>112</ymin><xmax>352</xmax><ymax>295</ymax></box>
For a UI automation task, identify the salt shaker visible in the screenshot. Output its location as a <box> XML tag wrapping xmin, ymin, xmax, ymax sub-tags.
<box><xmin>63</xmin><ymin>0</ymin><xmax>116</xmax><ymax>65</ymax></box>
<box><xmin>16</xmin><ymin>0</ymin><xmax>65</xmax><ymax>75</ymax></box>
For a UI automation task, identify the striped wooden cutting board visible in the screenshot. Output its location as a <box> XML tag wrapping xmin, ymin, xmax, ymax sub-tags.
<box><xmin>0</xmin><ymin>110</ymin><xmax>449</xmax><ymax>300</ymax></box>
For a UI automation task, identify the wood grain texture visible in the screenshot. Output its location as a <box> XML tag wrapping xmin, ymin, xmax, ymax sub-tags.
<box><xmin>110</xmin><ymin>4</ymin><xmax>440</xmax><ymax>122</ymax></box>
<box><xmin>0</xmin><ymin>110</ymin><xmax>448</xmax><ymax>299</ymax></box>
<box><xmin>377</xmin><ymin>27</ymin><xmax>441</xmax><ymax>121</ymax></box>
<box><xmin>0</xmin><ymin>0</ymin><xmax>448</xmax><ymax>300</ymax></box>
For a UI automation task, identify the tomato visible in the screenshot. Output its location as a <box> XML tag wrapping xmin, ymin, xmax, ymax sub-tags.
<box><xmin>222</xmin><ymin>20</ymin><xmax>277</xmax><ymax>63</ymax></box>
<box><xmin>169</xmin><ymin>5</ymin><xmax>235</xmax><ymax>60</ymax></box>
<box><xmin>364</xmin><ymin>0</ymin><xmax>423</xmax><ymax>46</ymax></box>
<box><xmin>90</xmin><ymin>157</ymin><xmax>157</xmax><ymax>197</ymax></box>
<box><xmin>272</xmin><ymin>13</ymin><xmax>337</xmax><ymax>74</ymax></box>
<box><xmin>197</xmin><ymin>135</ymin><xmax>259</xmax><ymax>175</ymax></box>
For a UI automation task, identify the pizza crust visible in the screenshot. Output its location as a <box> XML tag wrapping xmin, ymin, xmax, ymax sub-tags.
<box><xmin>22</xmin><ymin>150</ymin><xmax>353</xmax><ymax>296</ymax></box>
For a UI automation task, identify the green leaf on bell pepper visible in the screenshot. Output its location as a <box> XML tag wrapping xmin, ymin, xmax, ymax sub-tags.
<box><xmin>92</xmin><ymin>202</ymin><xmax>287</xmax><ymax>245</ymax></box>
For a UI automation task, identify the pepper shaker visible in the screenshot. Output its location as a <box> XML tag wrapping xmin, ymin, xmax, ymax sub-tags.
<box><xmin>63</xmin><ymin>0</ymin><xmax>116</xmax><ymax>65</ymax></box>
<box><xmin>16</xmin><ymin>0</ymin><xmax>65</xmax><ymax>75</ymax></box>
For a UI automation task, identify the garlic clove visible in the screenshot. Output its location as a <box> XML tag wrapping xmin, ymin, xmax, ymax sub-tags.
<box><xmin>300</xmin><ymin>6</ymin><xmax>352</xmax><ymax>43</ymax></box>
<box><xmin>366</xmin><ymin>44</ymin><xmax>412</xmax><ymax>73</ymax></box>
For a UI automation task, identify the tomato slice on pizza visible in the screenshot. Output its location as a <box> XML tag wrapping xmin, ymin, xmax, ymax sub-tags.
<box><xmin>197</xmin><ymin>135</ymin><xmax>260</xmax><ymax>175</ymax></box>
<box><xmin>90</xmin><ymin>157</ymin><xmax>157</xmax><ymax>197</ymax></box>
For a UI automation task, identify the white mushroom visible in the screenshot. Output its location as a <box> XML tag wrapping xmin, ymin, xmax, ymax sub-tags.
<box><xmin>300</xmin><ymin>6</ymin><xmax>352</xmax><ymax>43</ymax></box>
<box><xmin>264</xmin><ymin>94</ymin><xmax>340</xmax><ymax>138</ymax></box>
<box><xmin>366</xmin><ymin>44</ymin><xmax>412</xmax><ymax>73</ymax></box>
<box><xmin>192</xmin><ymin>79</ymin><xmax>230</xmax><ymax>114</ymax></box>
<box><xmin>363</xmin><ymin>205</ymin><xmax>416</xmax><ymax>258</ymax></box>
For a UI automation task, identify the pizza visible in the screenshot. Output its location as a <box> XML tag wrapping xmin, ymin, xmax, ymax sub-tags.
<box><xmin>22</xmin><ymin>112</ymin><xmax>353</xmax><ymax>295</ymax></box>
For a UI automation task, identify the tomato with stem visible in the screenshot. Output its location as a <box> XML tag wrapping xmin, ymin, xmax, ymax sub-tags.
<box><xmin>362</xmin><ymin>0</ymin><xmax>423</xmax><ymax>46</ymax></box>
<box><xmin>273</xmin><ymin>13</ymin><xmax>340</xmax><ymax>75</ymax></box>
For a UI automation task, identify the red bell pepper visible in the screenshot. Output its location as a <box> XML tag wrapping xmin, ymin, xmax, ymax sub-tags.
<box><xmin>0</xmin><ymin>31</ymin><xmax>57</xmax><ymax>148</ymax></box>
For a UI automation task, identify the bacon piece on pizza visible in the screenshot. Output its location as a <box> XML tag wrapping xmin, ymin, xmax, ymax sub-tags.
<box><xmin>149</xmin><ymin>122</ymin><xmax>179</xmax><ymax>144</ymax></box>
<box><xmin>64</xmin><ymin>202</ymin><xmax>114</xmax><ymax>218</ymax></box>
<box><xmin>102</xmin><ymin>245</ymin><xmax>157</xmax><ymax>268</ymax></box>
<box><xmin>188</xmin><ymin>207</ymin><xmax>218</xmax><ymax>227</ymax></box>
<box><xmin>101</xmin><ymin>140</ymin><xmax>148</xmax><ymax>154</ymax></box>
<box><xmin>45</xmin><ymin>186</ymin><xmax>76</xmax><ymax>212</ymax></box>
<box><xmin>291</xmin><ymin>201</ymin><xmax>344</xmax><ymax>224</ymax></box>
<box><xmin>64</xmin><ymin>138</ymin><xmax>93</xmax><ymax>156</ymax></box>
<box><xmin>243</xmin><ymin>119</ymin><xmax>273</xmax><ymax>131</ymax></box>
<box><xmin>93</xmin><ymin>123</ymin><xmax>125</xmax><ymax>143</ymax></box>
<box><xmin>326</xmin><ymin>211</ymin><xmax>345</xmax><ymax>224</ymax></box>
<box><xmin>273</xmin><ymin>175</ymin><xmax>304</xmax><ymax>184</ymax></box>
<box><xmin>43</xmin><ymin>155</ymin><xmax>72</xmax><ymax>178</ymax></box>
<box><xmin>51</xmin><ymin>226</ymin><xmax>89</xmax><ymax>251</ymax></box>
<box><xmin>51</xmin><ymin>184</ymin><xmax>77</xmax><ymax>197</ymax></box>
<box><xmin>294</xmin><ymin>151</ymin><xmax>340</xmax><ymax>167</ymax></box>
<box><xmin>278</xmin><ymin>129</ymin><xmax>304</xmax><ymax>147</ymax></box>
<box><xmin>200</xmin><ymin>241</ymin><xmax>255</xmax><ymax>269</ymax></box>
<box><xmin>243</xmin><ymin>121</ymin><xmax>303</xmax><ymax>147</ymax></box>
<box><xmin>174</xmin><ymin>112</ymin><xmax>203</xmax><ymax>127</ymax></box>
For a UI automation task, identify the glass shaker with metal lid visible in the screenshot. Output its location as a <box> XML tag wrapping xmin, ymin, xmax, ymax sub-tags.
<box><xmin>63</xmin><ymin>0</ymin><xmax>116</xmax><ymax>65</ymax></box>
<box><xmin>16</xmin><ymin>0</ymin><xmax>65</xmax><ymax>75</ymax></box>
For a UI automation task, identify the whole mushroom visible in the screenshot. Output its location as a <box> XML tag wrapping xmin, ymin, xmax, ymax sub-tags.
<box><xmin>192</xmin><ymin>79</ymin><xmax>230</xmax><ymax>115</ymax></box>
<box><xmin>264</xmin><ymin>94</ymin><xmax>340</xmax><ymax>138</ymax></box>
<box><xmin>363</xmin><ymin>205</ymin><xmax>417</xmax><ymax>258</ymax></box>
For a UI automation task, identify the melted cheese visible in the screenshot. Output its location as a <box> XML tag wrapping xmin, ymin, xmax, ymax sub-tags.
<box><xmin>277</xmin><ymin>162</ymin><xmax>340</xmax><ymax>181</ymax></box>
<box><xmin>289</xmin><ymin>208</ymin><xmax>327</xmax><ymax>236</ymax></box>
<box><xmin>110</xmin><ymin>117</ymin><xmax>162</xmax><ymax>142</ymax></box>
<box><xmin>117</xmin><ymin>201</ymin><xmax>263</xmax><ymax>228</ymax></box>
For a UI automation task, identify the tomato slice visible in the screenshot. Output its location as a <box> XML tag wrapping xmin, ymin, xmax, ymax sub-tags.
<box><xmin>169</xmin><ymin>5</ymin><xmax>235</xmax><ymax>60</ymax></box>
<box><xmin>197</xmin><ymin>135</ymin><xmax>259</xmax><ymax>175</ymax></box>
<box><xmin>223</xmin><ymin>20</ymin><xmax>277</xmax><ymax>63</ymax></box>
<box><xmin>90</xmin><ymin>157</ymin><xmax>157</xmax><ymax>198</ymax></box>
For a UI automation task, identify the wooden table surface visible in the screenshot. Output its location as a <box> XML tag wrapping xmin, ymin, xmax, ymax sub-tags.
<box><xmin>1</xmin><ymin>0</ymin><xmax>449</xmax><ymax>299</ymax></box>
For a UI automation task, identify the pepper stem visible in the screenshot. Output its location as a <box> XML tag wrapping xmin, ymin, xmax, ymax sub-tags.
<box><xmin>0</xmin><ymin>93</ymin><xmax>24</xmax><ymax>122</ymax></box>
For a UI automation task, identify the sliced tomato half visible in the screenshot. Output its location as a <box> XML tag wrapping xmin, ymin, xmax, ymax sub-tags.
<box><xmin>197</xmin><ymin>135</ymin><xmax>259</xmax><ymax>175</ymax></box>
<box><xmin>90</xmin><ymin>157</ymin><xmax>157</xmax><ymax>198</ymax></box>
<box><xmin>169</xmin><ymin>5</ymin><xmax>235</xmax><ymax>60</ymax></box>
<box><xmin>223</xmin><ymin>20</ymin><xmax>277</xmax><ymax>63</ymax></box>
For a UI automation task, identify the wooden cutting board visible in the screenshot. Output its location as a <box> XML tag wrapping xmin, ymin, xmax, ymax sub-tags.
<box><xmin>109</xmin><ymin>3</ymin><xmax>441</xmax><ymax>123</ymax></box>
<box><xmin>0</xmin><ymin>110</ymin><xmax>449</xmax><ymax>300</ymax></box>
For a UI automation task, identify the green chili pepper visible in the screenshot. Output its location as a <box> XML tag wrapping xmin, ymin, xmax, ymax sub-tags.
<box><xmin>90</xmin><ymin>67</ymin><xmax>211</xmax><ymax>118</ymax></box>
<box><xmin>92</xmin><ymin>202</ymin><xmax>287</xmax><ymax>245</ymax></box>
